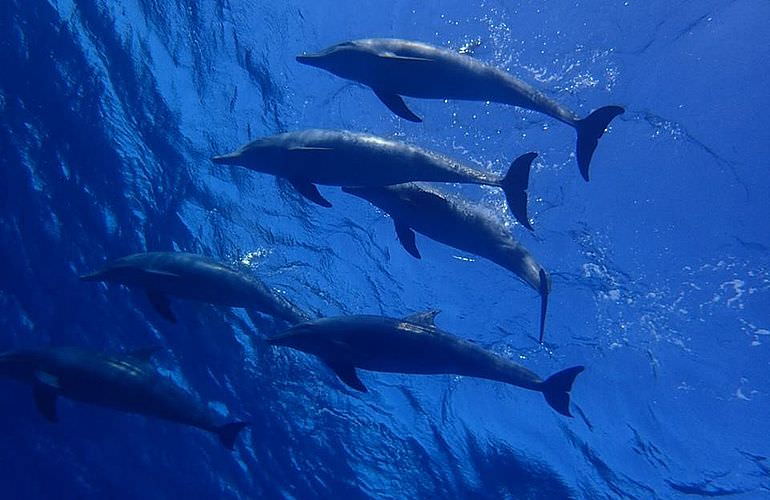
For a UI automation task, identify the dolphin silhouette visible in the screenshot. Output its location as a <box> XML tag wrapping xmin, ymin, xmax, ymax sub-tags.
<box><xmin>297</xmin><ymin>38</ymin><xmax>624</xmax><ymax>181</ymax></box>
<box><xmin>211</xmin><ymin>129</ymin><xmax>537</xmax><ymax>227</ymax></box>
<box><xmin>80</xmin><ymin>252</ymin><xmax>307</xmax><ymax>326</ymax></box>
<box><xmin>0</xmin><ymin>346</ymin><xmax>248</xmax><ymax>449</ymax></box>
<box><xmin>342</xmin><ymin>178</ymin><xmax>550</xmax><ymax>342</ymax></box>
<box><xmin>268</xmin><ymin>312</ymin><xmax>583</xmax><ymax>417</ymax></box>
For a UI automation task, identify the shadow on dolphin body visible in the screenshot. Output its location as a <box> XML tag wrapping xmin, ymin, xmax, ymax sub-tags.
<box><xmin>80</xmin><ymin>251</ymin><xmax>308</xmax><ymax>328</ymax></box>
<box><xmin>297</xmin><ymin>38</ymin><xmax>624</xmax><ymax>181</ymax></box>
<box><xmin>342</xmin><ymin>182</ymin><xmax>550</xmax><ymax>342</ymax></box>
<box><xmin>211</xmin><ymin>129</ymin><xmax>536</xmax><ymax>227</ymax></box>
<box><xmin>267</xmin><ymin>313</ymin><xmax>583</xmax><ymax>417</ymax></box>
<box><xmin>0</xmin><ymin>347</ymin><xmax>248</xmax><ymax>449</ymax></box>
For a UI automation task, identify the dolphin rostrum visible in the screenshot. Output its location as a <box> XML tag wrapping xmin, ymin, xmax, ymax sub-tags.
<box><xmin>342</xmin><ymin>178</ymin><xmax>550</xmax><ymax>342</ymax></box>
<box><xmin>0</xmin><ymin>346</ymin><xmax>248</xmax><ymax>449</ymax></box>
<box><xmin>297</xmin><ymin>38</ymin><xmax>624</xmax><ymax>181</ymax></box>
<box><xmin>80</xmin><ymin>252</ymin><xmax>308</xmax><ymax>326</ymax></box>
<box><xmin>268</xmin><ymin>312</ymin><xmax>584</xmax><ymax>417</ymax></box>
<box><xmin>211</xmin><ymin>129</ymin><xmax>537</xmax><ymax>228</ymax></box>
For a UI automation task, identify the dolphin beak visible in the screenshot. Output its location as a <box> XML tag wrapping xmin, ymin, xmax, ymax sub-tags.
<box><xmin>265</xmin><ymin>333</ymin><xmax>291</xmax><ymax>347</ymax></box>
<box><xmin>79</xmin><ymin>271</ymin><xmax>103</xmax><ymax>282</ymax></box>
<box><xmin>296</xmin><ymin>53</ymin><xmax>322</xmax><ymax>67</ymax></box>
<box><xmin>211</xmin><ymin>153</ymin><xmax>240</xmax><ymax>165</ymax></box>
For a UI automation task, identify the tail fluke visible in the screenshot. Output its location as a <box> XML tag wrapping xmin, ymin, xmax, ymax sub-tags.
<box><xmin>500</xmin><ymin>152</ymin><xmax>538</xmax><ymax>231</ymax></box>
<box><xmin>541</xmin><ymin>366</ymin><xmax>584</xmax><ymax>417</ymax></box>
<box><xmin>575</xmin><ymin>106</ymin><xmax>624</xmax><ymax>181</ymax></box>
<box><xmin>538</xmin><ymin>268</ymin><xmax>549</xmax><ymax>343</ymax></box>
<box><xmin>215</xmin><ymin>421</ymin><xmax>249</xmax><ymax>450</ymax></box>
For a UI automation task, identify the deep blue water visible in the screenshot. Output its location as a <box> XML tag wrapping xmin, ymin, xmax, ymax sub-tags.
<box><xmin>1</xmin><ymin>1</ymin><xmax>768</xmax><ymax>498</ymax></box>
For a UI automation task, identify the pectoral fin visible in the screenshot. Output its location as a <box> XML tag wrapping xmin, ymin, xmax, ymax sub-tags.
<box><xmin>373</xmin><ymin>89</ymin><xmax>422</xmax><ymax>123</ymax></box>
<box><xmin>394</xmin><ymin>221</ymin><xmax>420</xmax><ymax>259</ymax></box>
<box><xmin>33</xmin><ymin>381</ymin><xmax>59</xmax><ymax>423</ymax></box>
<box><xmin>147</xmin><ymin>290</ymin><xmax>176</xmax><ymax>323</ymax></box>
<box><xmin>289</xmin><ymin>179</ymin><xmax>332</xmax><ymax>208</ymax></box>
<box><xmin>325</xmin><ymin>360</ymin><xmax>367</xmax><ymax>392</ymax></box>
<box><xmin>403</xmin><ymin>310</ymin><xmax>440</xmax><ymax>327</ymax></box>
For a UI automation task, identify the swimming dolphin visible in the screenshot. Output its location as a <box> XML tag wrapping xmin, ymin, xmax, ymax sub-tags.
<box><xmin>296</xmin><ymin>38</ymin><xmax>624</xmax><ymax>181</ymax></box>
<box><xmin>267</xmin><ymin>312</ymin><xmax>583</xmax><ymax>417</ymax></box>
<box><xmin>80</xmin><ymin>252</ymin><xmax>308</xmax><ymax>326</ymax></box>
<box><xmin>342</xmin><ymin>177</ymin><xmax>550</xmax><ymax>342</ymax></box>
<box><xmin>211</xmin><ymin>129</ymin><xmax>537</xmax><ymax>227</ymax></box>
<box><xmin>0</xmin><ymin>346</ymin><xmax>248</xmax><ymax>449</ymax></box>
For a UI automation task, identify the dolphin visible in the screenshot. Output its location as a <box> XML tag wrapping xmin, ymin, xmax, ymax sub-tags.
<box><xmin>0</xmin><ymin>346</ymin><xmax>248</xmax><ymax>449</ymax></box>
<box><xmin>341</xmin><ymin>177</ymin><xmax>550</xmax><ymax>342</ymax></box>
<box><xmin>296</xmin><ymin>38</ymin><xmax>624</xmax><ymax>181</ymax></box>
<box><xmin>80</xmin><ymin>252</ymin><xmax>308</xmax><ymax>326</ymax></box>
<box><xmin>267</xmin><ymin>312</ymin><xmax>584</xmax><ymax>417</ymax></box>
<box><xmin>211</xmin><ymin>129</ymin><xmax>537</xmax><ymax>228</ymax></box>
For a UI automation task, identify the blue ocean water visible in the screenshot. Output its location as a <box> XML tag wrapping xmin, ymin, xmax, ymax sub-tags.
<box><xmin>1</xmin><ymin>0</ymin><xmax>768</xmax><ymax>498</ymax></box>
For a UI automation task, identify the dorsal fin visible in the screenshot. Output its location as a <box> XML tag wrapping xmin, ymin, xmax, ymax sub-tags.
<box><xmin>403</xmin><ymin>310</ymin><xmax>440</xmax><ymax>327</ymax></box>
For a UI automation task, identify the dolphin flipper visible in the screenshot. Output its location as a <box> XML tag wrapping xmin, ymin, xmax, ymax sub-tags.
<box><xmin>147</xmin><ymin>290</ymin><xmax>177</xmax><ymax>323</ymax></box>
<box><xmin>33</xmin><ymin>380</ymin><xmax>59</xmax><ymax>422</ymax></box>
<box><xmin>403</xmin><ymin>310</ymin><xmax>440</xmax><ymax>327</ymax></box>
<box><xmin>290</xmin><ymin>179</ymin><xmax>333</xmax><ymax>208</ymax></box>
<box><xmin>326</xmin><ymin>361</ymin><xmax>367</xmax><ymax>392</ymax></box>
<box><xmin>575</xmin><ymin>105</ymin><xmax>624</xmax><ymax>181</ymax></box>
<box><xmin>373</xmin><ymin>89</ymin><xmax>422</xmax><ymax>122</ymax></box>
<box><xmin>394</xmin><ymin>221</ymin><xmax>421</xmax><ymax>259</ymax></box>
<box><xmin>500</xmin><ymin>152</ymin><xmax>537</xmax><ymax>231</ymax></box>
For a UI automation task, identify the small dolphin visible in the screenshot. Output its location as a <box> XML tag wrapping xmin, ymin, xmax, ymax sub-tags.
<box><xmin>297</xmin><ymin>38</ymin><xmax>624</xmax><ymax>181</ymax></box>
<box><xmin>0</xmin><ymin>346</ymin><xmax>248</xmax><ymax>449</ymax></box>
<box><xmin>81</xmin><ymin>252</ymin><xmax>307</xmax><ymax>325</ymax></box>
<box><xmin>211</xmin><ymin>129</ymin><xmax>537</xmax><ymax>227</ymax></box>
<box><xmin>268</xmin><ymin>312</ymin><xmax>583</xmax><ymax>417</ymax></box>
<box><xmin>342</xmin><ymin>177</ymin><xmax>550</xmax><ymax>342</ymax></box>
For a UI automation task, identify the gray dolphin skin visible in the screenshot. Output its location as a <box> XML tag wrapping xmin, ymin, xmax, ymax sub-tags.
<box><xmin>0</xmin><ymin>347</ymin><xmax>248</xmax><ymax>449</ymax></box>
<box><xmin>341</xmin><ymin>179</ymin><xmax>550</xmax><ymax>342</ymax></box>
<box><xmin>80</xmin><ymin>251</ymin><xmax>308</xmax><ymax>325</ymax></box>
<box><xmin>211</xmin><ymin>129</ymin><xmax>537</xmax><ymax>228</ymax></box>
<box><xmin>296</xmin><ymin>38</ymin><xmax>624</xmax><ymax>181</ymax></box>
<box><xmin>268</xmin><ymin>312</ymin><xmax>584</xmax><ymax>417</ymax></box>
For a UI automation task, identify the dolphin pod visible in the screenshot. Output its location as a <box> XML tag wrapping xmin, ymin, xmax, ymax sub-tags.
<box><xmin>267</xmin><ymin>312</ymin><xmax>583</xmax><ymax>417</ymax></box>
<box><xmin>341</xmin><ymin>182</ymin><xmax>551</xmax><ymax>342</ymax></box>
<box><xmin>8</xmin><ymin>33</ymin><xmax>618</xmax><ymax>449</ymax></box>
<box><xmin>211</xmin><ymin>129</ymin><xmax>536</xmax><ymax>228</ymax></box>
<box><xmin>0</xmin><ymin>347</ymin><xmax>248</xmax><ymax>449</ymax></box>
<box><xmin>80</xmin><ymin>251</ymin><xmax>308</xmax><ymax>326</ymax></box>
<box><xmin>297</xmin><ymin>38</ymin><xmax>624</xmax><ymax>181</ymax></box>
